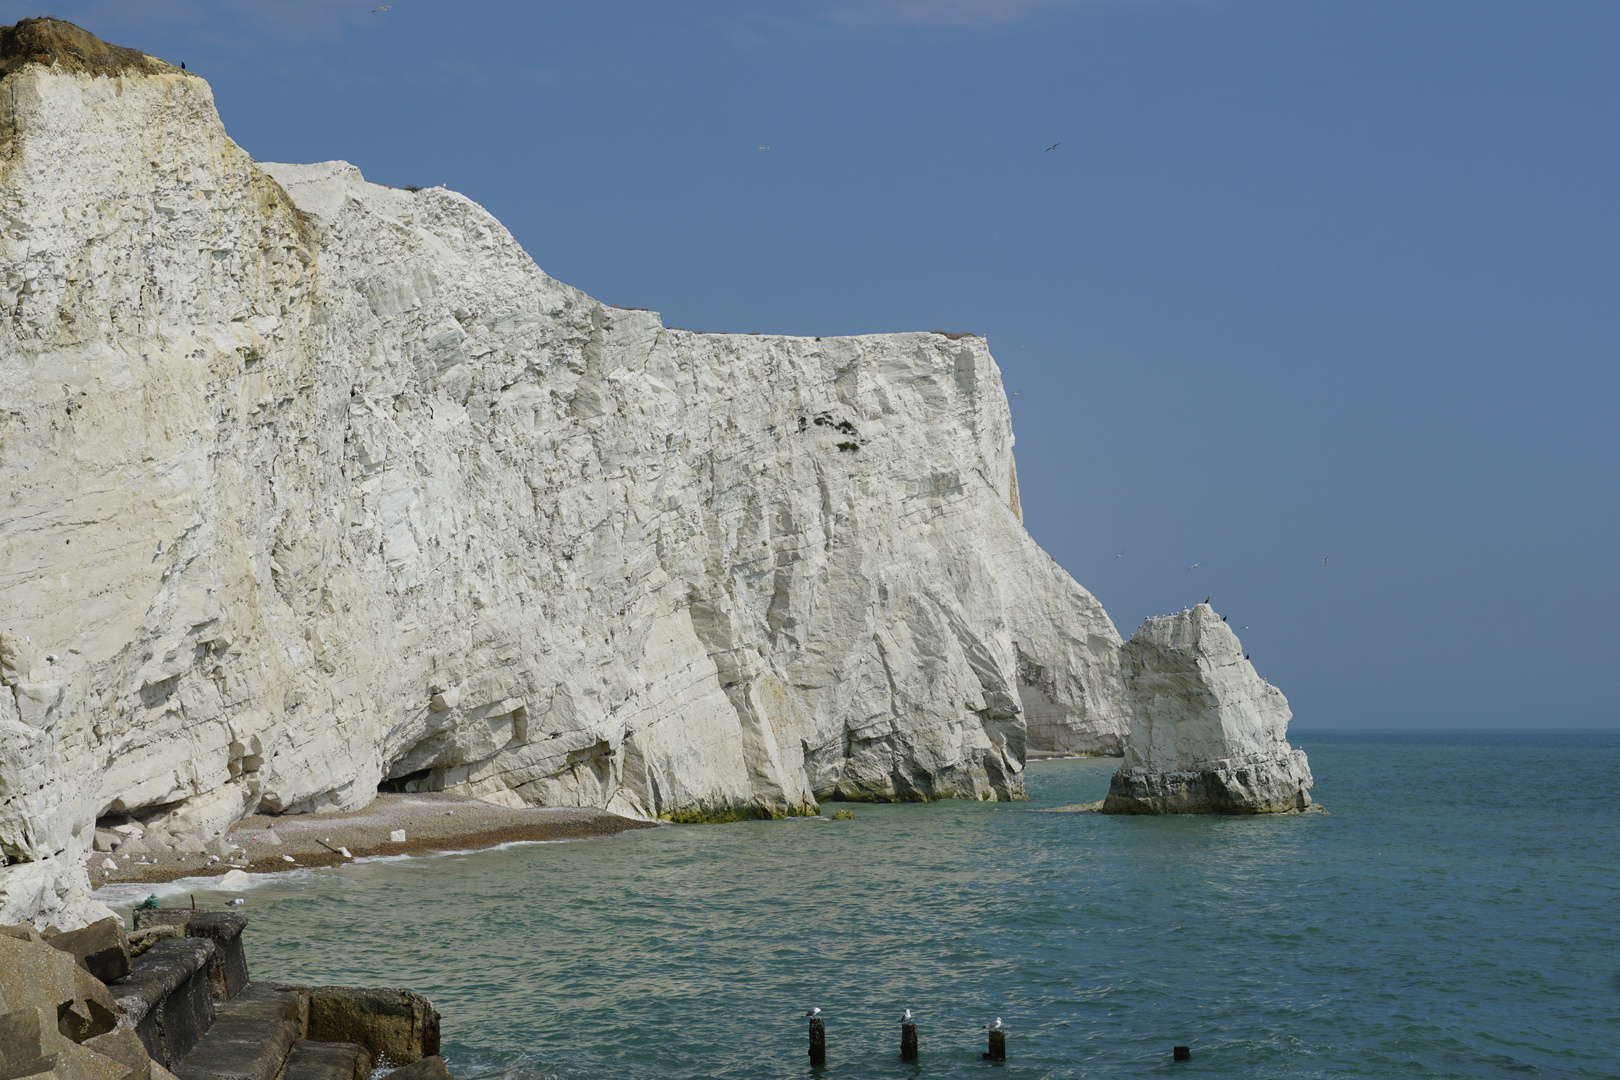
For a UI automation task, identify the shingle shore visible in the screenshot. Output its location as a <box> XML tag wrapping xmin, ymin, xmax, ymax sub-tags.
<box><xmin>97</xmin><ymin>793</ymin><xmax>658</xmax><ymax>887</ymax></box>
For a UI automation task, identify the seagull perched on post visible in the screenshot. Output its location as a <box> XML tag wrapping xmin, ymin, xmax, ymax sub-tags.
<box><xmin>804</xmin><ymin>1007</ymin><xmax>821</xmax><ymax>1019</ymax></box>
<box><xmin>901</xmin><ymin>1008</ymin><xmax>913</xmax><ymax>1023</ymax></box>
<box><xmin>984</xmin><ymin>1017</ymin><xmax>1005</xmax><ymax>1031</ymax></box>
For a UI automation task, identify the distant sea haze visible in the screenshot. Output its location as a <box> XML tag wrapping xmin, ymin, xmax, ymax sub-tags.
<box><xmin>100</xmin><ymin>730</ymin><xmax>1620</xmax><ymax>1080</ymax></box>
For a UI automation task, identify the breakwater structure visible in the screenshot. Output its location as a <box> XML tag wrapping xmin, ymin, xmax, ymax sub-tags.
<box><xmin>0</xmin><ymin>907</ymin><xmax>454</xmax><ymax>1080</ymax></box>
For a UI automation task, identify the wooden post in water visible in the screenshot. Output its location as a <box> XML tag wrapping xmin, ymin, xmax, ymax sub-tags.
<box><xmin>985</xmin><ymin>1029</ymin><xmax>1006</xmax><ymax>1061</ymax></box>
<box><xmin>808</xmin><ymin>1016</ymin><xmax>826</xmax><ymax>1066</ymax></box>
<box><xmin>1173</xmin><ymin>1045</ymin><xmax>1191</xmax><ymax>1062</ymax></box>
<box><xmin>900</xmin><ymin>1021</ymin><xmax>918</xmax><ymax>1060</ymax></box>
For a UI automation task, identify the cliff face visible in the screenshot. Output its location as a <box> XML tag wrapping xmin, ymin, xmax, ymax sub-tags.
<box><xmin>1102</xmin><ymin>604</ymin><xmax>1313</xmax><ymax>814</ymax></box>
<box><xmin>0</xmin><ymin>21</ymin><xmax>1128</xmax><ymax>925</ymax></box>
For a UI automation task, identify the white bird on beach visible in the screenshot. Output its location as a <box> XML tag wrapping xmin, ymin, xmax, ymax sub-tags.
<box><xmin>804</xmin><ymin>1007</ymin><xmax>821</xmax><ymax>1018</ymax></box>
<box><xmin>901</xmin><ymin>1008</ymin><xmax>913</xmax><ymax>1023</ymax></box>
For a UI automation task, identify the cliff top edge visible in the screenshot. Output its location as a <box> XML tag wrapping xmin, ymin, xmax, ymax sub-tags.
<box><xmin>0</xmin><ymin>17</ymin><xmax>180</xmax><ymax>80</ymax></box>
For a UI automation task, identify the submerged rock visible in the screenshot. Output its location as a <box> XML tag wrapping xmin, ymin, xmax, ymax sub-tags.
<box><xmin>1102</xmin><ymin>605</ymin><xmax>1314</xmax><ymax>815</ymax></box>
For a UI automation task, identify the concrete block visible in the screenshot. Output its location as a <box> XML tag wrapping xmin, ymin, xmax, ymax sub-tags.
<box><xmin>46</xmin><ymin>917</ymin><xmax>132</xmax><ymax>986</ymax></box>
<box><xmin>0</xmin><ymin>933</ymin><xmax>119</xmax><ymax>1045</ymax></box>
<box><xmin>302</xmin><ymin>988</ymin><xmax>439</xmax><ymax>1068</ymax></box>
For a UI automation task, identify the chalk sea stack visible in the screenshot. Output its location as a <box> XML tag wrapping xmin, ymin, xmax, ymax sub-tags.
<box><xmin>1102</xmin><ymin>604</ymin><xmax>1315</xmax><ymax>814</ymax></box>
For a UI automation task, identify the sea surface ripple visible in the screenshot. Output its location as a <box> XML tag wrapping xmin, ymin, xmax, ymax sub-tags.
<box><xmin>150</xmin><ymin>731</ymin><xmax>1620</xmax><ymax>1079</ymax></box>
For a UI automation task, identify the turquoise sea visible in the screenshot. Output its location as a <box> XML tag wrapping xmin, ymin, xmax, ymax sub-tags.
<box><xmin>133</xmin><ymin>732</ymin><xmax>1620</xmax><ymax>1079</ymax></box>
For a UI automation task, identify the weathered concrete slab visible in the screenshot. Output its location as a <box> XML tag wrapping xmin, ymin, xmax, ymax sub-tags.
<box><xmin>131</xmin><ymin>914</ymin><xmax>247</xmax><ymax>1002</ymax></box>
<box><xmin>105</xmin><ymin>938</ymin><xmax>215</xmax><ymax>1067</ymax></box>
<box><xmin>278</xmin><ymin>1040</ymin><xmax>370</xmax><ymax>1080</ymax></box>
<box><xmin>171</xmin><ymin>984</ymin><xmax>303</xmax><ymax>1080</ymax></box>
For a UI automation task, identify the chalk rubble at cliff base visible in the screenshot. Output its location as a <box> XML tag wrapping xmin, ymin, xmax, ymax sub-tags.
<box><xmin>1102</xmin><ymin>604</ymin><xmax>1316</xmax><ymax>815</ymax></box>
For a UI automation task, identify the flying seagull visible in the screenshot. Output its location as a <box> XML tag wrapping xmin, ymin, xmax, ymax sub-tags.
<box><xmin>1324</xmin><ymin>555</ymin><xmax>1330</xmax><ymax>565</ymax></box>
<box><xmin>372</xmin><ymin>5</ymin><xmax>391</xmax><ymax>11</ymax></box>
<box><xmin>758</xmin><ymin>145</ymin><xmax>770</xmax><ymax>150</ymax></box>
<box><xmin>901</xmin><ymin>1008</ymin><xmax>913</xmax><ymax>1023</ymax></box>
<box><xmin>1044</xmin><ymin>142</ymin><xmax>1060</xmax><ymax>152</ymax></box>
<box><xmin>804</xmin><ymin>1007</ymin><xmax>822</xmax><ymax>1018</ymax></box>
<box><xmin>1187</xmin><ymin>563</ymin><xmax>1201</xmax><ymax>571</ymax></box>
<box><xmin>1012</xmin><ymin>389</ymin><xmax>1023</xmax><ymax>396</ymax></box>
<box><xmin>1115</xmin><ymin>550</ymin><xmax>1125</xmax><ymax>559</ymax></box>
<box><xmin>984</xmin><ymin>1017</ymin><xmax>1005</xmax><ymax>1031</ymax></box>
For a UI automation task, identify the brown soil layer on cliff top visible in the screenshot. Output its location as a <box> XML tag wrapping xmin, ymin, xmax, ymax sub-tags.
<box><xmin>97</xmin><ymin>792</ymin><xmax>658</xmax><ymax>887</ymax></box>
<box><xmin>0</xmin><ymin>18</ymin><xmax>180</xmax><ymax>79</ymax></box>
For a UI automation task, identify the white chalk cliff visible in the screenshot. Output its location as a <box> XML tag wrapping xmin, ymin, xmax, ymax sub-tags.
<box><xmin>1102</xmin><ymin>604</ymin><xmax>1314</xmax><ymax>814</ymax></box>
<box><xmin>0</xmin><ymin>21</ymin><xmax>1132</xmax><ymax>926</ymax></box>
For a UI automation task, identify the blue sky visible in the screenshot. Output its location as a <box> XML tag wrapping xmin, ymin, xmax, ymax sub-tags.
<box><xmin>20</xmin><ymin>1</ymin><xmax>1618</xmax><ymax>728</ymax></box>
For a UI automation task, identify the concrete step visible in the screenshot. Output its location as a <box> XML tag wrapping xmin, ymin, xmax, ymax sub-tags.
<box><xmin>173</xmin><ymin>983</ymin><xmax>304</xmax><ymax>1080</ymax></box>
<box><xmin>106</xmin><ymin>936</ymin><xmax>218</xmax><ymax>1068</ymax></box>
<box><xmin>277</xmin><ymin>1039</ymin><xmax>371</xmax><ymax>1080</ymax></box>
